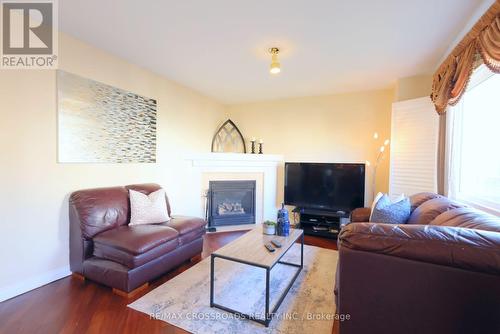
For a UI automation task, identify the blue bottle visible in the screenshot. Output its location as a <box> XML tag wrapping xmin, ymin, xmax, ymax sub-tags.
<box><xmin>277</xmin><ymin>203</ymin><xmax>290</xmax><ymax>236</ymax></box>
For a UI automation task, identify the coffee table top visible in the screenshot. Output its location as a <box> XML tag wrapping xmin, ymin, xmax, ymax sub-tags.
<box><xmin>212</xmin><ymin>227</ymin><xmax>303</xmax><ymax>269</ymax></box>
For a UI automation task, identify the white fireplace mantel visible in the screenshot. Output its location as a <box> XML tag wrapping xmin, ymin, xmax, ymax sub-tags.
<box><xmin>184</xmin><ymin>153</ymin><xmax>284</xmax><ymax>231</ymax></box>
<box><xmin>185</xmin><ymin>153</ymin><xmax>284</xmax><ymax>166</ymax></box>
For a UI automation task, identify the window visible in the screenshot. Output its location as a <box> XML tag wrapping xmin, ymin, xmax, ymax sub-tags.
<box><xmin>450</xmin><ymin>65</ymin><xmax>500</xmax><ymax>214</ymax></box>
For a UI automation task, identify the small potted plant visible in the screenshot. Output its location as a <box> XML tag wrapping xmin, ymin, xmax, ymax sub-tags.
<box><xmin>263</xmin><ymin>220</ymin><xmax>276</xmax><ymax>235</ymax></box>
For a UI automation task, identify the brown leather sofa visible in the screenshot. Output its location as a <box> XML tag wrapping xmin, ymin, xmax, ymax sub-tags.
<box><xmin>336</xmin><ymin>192</ymin><xmax>500</xmax><ymax>334</ymax></box>
<box><xmin>69</xmin><ymin>183</ymin><xmax>206</xmax><ymax>296</ymax></box>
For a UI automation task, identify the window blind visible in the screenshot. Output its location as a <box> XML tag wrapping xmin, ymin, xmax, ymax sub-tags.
<box><xmin>389</xmin><ymin>97</ymin><xmax>439</xmax><ymax>198</ymax></box>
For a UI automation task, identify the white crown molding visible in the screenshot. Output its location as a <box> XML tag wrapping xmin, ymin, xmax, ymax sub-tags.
<box><xmin>185</xmin><ymin>152</ymin><xmax>283</xmax><ymax>162</ymax></box>
<box><xmin>185</xmin><ymin>153</ymin><xmax>284</xmax><ymax>168</ymax></box>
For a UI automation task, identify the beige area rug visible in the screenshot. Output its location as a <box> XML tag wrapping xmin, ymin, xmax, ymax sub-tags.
<box><xmin>128</xmin><ymin>244</ymin><xmax>338</xmax><ymax>334</ymax></box>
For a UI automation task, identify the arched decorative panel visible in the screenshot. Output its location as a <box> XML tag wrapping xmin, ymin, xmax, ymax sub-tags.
<box><xmin>211</xmin><ymin>119</ymin><xmax>247</xmax><ymax>153</ymax></box>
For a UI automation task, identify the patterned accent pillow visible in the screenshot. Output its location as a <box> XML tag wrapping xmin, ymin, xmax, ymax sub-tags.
<box><xmin>129</xmin><ymin>188</ymin><xmax>170</xmax><ymax>225</ymax></box>
<box><xmin>370</xmin><ymin>194</ymin><xmax>411</xmax><ymax>224</ymax></box>
<box><xmin>369</xmin><ymin>192</ymin><xmax>384</xmax><ymax>221</ymax></box>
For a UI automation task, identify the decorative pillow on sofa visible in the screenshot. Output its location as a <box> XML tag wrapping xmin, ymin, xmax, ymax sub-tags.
<box><xmin>369</xmin><ymin>192</ymin><xmax>406</xmax><ymax>221</ymax></box>
<box><xmin>369</xmin><ymin>192</ymin><xmax>384</xmax><ymax>221</ymax></box>
<box><xmin>371</xmin><ymin>194</ymin><xmax>411</xmax><ymax>224</ymax></box>
<box><xmin>129</xmin><ymin>188</ymin><xmax>170</xmax><ymax>225</ymax></box>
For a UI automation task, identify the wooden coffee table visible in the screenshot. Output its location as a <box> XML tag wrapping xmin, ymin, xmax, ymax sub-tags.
<box><xmin>209</xmin><ymin>227</ymin><xmax>304</xmax><ymax>327</ymax></box>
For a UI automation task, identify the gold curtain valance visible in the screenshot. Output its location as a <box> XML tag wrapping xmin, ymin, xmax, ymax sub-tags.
<box><xmin>431</xmin><ymin>1</ymin><xmax>500</xmax><ymax>115</ymax></box>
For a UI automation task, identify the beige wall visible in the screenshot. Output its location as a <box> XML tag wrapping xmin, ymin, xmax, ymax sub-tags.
<box><xmin>0</xmin><ymin>33</ymin><xmax>226</xmax><ymax>300</ymax></box>
<box><xmin>394</xmin><ymin>74</ymin><xmax>432</xmax><ymax>102</ymax></box>
<box><xmin>226</xmin><ymin>89</ymin><xmax>394</xmax><ymax>208</ymax></box>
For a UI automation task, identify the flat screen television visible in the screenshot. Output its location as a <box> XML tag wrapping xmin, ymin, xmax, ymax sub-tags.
<box><xmin>284</xmin><ymin>162</ymin><xmax>365</xmax><ymax>212</ymax></box>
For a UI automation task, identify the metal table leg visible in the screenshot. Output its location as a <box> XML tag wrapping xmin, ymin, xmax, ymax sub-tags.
<box><xmin>265</xmin><ymin>268</ymin><xmax>270</xmax><ymax>326</ymax></box>
<box><xmin>210</xmin><ymin>254</ymin><xmax>215</xmax><ymax>307</ymax></box>
<box><xmin>301</xmin><ymin>232</ymin><xmax>304</xmax><ymax>268</ymax></box>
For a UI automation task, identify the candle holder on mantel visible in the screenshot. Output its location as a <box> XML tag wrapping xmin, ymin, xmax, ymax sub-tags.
<box><xmin>258</xmin><ymin>140</ymin><xmax>263</xmax><ymax>154</ymax></box>
<box><xmin>250</xmin><ymin>138</ymin><xmax>256</xmax><ymax>154</ymax></box>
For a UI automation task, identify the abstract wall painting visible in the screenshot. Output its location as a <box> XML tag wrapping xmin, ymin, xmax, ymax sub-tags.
<box><xmin>57</xmin><ymin>70</ymin><xmax>157</xmax><ymax>163</ymax></box>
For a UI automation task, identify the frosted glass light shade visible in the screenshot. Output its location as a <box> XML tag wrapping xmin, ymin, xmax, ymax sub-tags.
<box><xmin>270</xmin><ymin>62</ymin><xmax>281</xmax><ymax>74</ymax></box>
<box><xmin>269</xmin><ymin>50</ymin><xmax>281</xmax><ymax>74</ymax></box>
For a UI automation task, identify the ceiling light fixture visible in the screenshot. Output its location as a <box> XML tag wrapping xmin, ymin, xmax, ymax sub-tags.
<box><xmin>269</xmin><ymin>47</ymin><xmax>281</xmax><ymax>74</ymax></box>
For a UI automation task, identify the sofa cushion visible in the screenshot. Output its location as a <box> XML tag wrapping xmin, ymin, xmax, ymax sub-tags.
<box><xmin>407</xmin><ymin>197</ymin><xmax>465</xmax><ymax>225</ymax></box>
<box><xmin>432</xmin><ymin>207</ymin><xmax>500</xmax><ymax>232</ymax></box>
<box><xmin>164</xmin><ymin>216</ymin><xmax>207</xmax><ymax>235</ymax></box>
<box><xmin>178</xmin><ymin>228</ymin><xmax>206</xmax><ymax>246</ymax></box>
<box><xmin>93</xmin><ymin>225</ymin><xmax>179</xmax><ymax>255</ymax></box>
<box><xmin>69</xmin><ymin>186</ymin><xmax>129</xmax><ymax>238</ymax></box>
<box><xmin>409</xmin><ymin>192</ymin><xmax>443</xmax><ymax>212</ymax></box>
<box><xmin>93</xmin><ymin>238</ymin><xmax>179</xmax><ymax>268</ymax></box>
<box><xmin>93</xmin><ymin>225</ymin><xmax>179</xmax><ymax>268</ymax></box>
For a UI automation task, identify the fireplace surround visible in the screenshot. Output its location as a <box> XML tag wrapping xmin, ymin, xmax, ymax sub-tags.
<box><xmin>184</xmin><ymin>153</ymin><xmax>283</xmax><ymax>231</ymax></box>
<box><xmin>207</xmin><ymin>180</ymin><xmax>256</xmax><ymax>227</ymax></box>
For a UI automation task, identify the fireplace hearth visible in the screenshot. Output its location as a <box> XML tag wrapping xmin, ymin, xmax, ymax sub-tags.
<box><xmin>207</xmin><ymin>180</ymin><xmax>256</xmax><ymax>227</ymax></box>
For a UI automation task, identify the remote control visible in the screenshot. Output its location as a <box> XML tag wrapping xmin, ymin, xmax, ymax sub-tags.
<box><xmin>265</xmin><ymin>243</ymin><xmax>275</xmax><ymax>252</ymax></box>
<box><xmin>271</xmin><ymin>240</ymin><xmax>282</xmax><ymax>248</ymax></box>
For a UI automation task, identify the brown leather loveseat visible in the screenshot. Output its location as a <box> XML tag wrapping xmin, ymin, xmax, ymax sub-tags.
<box><xmin>69</xmin><ymin>183</ymin><xmax>206</xmax><ymax>296</ymax></box>
<box><xmin>336</xmin><ymin>192</ymin><xmax>500</xmax><ymax>334</ymax></box>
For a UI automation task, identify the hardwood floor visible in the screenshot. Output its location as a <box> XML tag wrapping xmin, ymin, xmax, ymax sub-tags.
<box><xmin>0</xmin><ymin>231</ymin><xmax>338</xmax><ymax>334</ymax></box>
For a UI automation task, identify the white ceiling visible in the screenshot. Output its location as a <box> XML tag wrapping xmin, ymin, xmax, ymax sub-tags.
<box><xmin>59</xmin><ymin>0</ymin><xmax>486</xmax><ymax>104</ymax></box>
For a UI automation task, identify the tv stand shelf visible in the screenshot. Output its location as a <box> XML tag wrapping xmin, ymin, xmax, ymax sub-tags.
<box><xmin>295</xmin><ymin>209</ymin><xmax>349</xmax><ymax>239</ymax></box>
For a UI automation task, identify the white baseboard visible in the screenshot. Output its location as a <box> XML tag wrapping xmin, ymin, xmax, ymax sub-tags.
<box><xmin>0</xmin><ymin>266</ymin><xmax>71</xmax><ymax>303</ymax></box>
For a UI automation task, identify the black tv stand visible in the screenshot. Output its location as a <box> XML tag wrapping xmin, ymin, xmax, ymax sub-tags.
<box><xmin>294</xmin><ymin>208</ymin><xmax>349</xmax><ymax>239</ymax></box>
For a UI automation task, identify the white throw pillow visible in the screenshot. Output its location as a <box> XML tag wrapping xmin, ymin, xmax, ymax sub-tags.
<box><xmin>369</xmin><ymin>192</ymin><xmax>406</xmax><ymax>221</ymax></box>
<box><xmin>129</xmin><ymin>188</ymin><xmax>170</xmax><ymax>226</ymax></box>
<box><xmin>392</xmin><ymin>193</ymin><xmax>406</xmax><ymax>204</ymax></box>
<box><xmin>369</xmin><ymin>192</ymin><xmax>384</xmax><ymax>221</ymax></box>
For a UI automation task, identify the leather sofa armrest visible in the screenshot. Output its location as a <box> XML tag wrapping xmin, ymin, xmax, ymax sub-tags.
<box><xmin>339</xmin><ymin>222</ymin><xmax>500</xmax><ymax>275</ymax></box>
<box><xmin>350</xmin><ymin>207</ymin><xmax>371</xmax><ymax>222</ymax></box>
